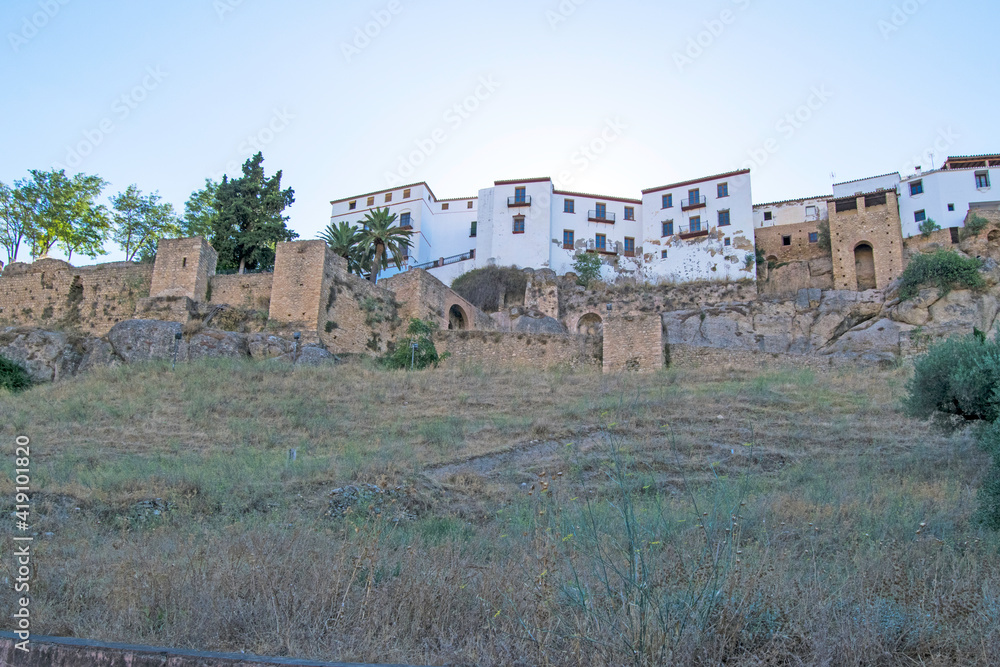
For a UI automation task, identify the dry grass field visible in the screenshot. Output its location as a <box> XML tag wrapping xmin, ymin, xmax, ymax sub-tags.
<box><xmin>1</xmin><ymin>356</ymin><xmax>998</xmax><ymax>666</ymax></box>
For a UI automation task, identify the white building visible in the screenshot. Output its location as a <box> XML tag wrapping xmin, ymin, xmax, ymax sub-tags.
<box><xmin>831</xmin><ymin>154</ymin><xmax>1000</xmax><ymax>239</ymax></box>
<box><xmin>753</xmin><ymin>195</ymin><xmax>829</xmax><ymax>229</ymax></box>
<box><xmin>330</xmin><ymin>169</ymin><xmax>757</xmax><ymax>285</ymax></box>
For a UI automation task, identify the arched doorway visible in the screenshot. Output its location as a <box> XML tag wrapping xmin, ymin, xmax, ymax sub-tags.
<box><xmin>448</xmin><ymin>304</ymin><xmax>468</xmax><ymax>330</ymax></box>
<box><xmin>854</xmin><ymin>243</ymin><xmax>876</xmax><ymax>291</ymax></box>
<box><xmin>577</xmin><ymin>313</ymin><xmax>603</xmax><ymax>336</ymax></box>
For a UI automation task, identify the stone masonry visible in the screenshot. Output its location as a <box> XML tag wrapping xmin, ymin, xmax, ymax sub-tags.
<box><xmin>603</xmin><ymin>311</ymin><xmax>664</xmax><ymax>373</ymax></box>
<box><xmin>149</xmin><ymin>237</ymin><xmax>217</xmax><ymax>301</ymax></box>
<box><xmin>828</xmin><ymin>190</ymin><xmax>905</xmax><ymax>291</ymax></box>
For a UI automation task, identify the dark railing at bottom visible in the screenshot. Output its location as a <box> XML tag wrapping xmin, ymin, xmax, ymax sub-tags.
<box><xmin>411</xmin><ymin>249</ymin><xmax>475</xmax><ymax>271</ymax></box>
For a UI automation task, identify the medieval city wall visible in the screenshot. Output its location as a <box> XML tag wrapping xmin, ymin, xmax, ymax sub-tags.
<box><xmin>0</xmin><ymin>258</ymin><xmax>152</xmax><ymax>336</ymax></box>
<box><xmin>208</xmin><ymin>273</ymin><xmax>274</xmax><ymax>311</ymax></box>
<box><xmin>433</xmin><ymin>330</ymin><xmax>601</xmax><ymax>370</ymax></box>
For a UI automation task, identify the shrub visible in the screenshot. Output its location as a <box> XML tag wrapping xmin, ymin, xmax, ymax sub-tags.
<box><xmin>918</xmin><ymin>217</ymin><xmax>941</xmax><ymax>237</ymax></box>
<box><xmin>964</xmin><ymin>213</ymin><xmax>990</xmax><ymax>238</ymax></box>
<box><xmin>898</xmin><ymin>249</ymin><xmax>984</xmax><ymax>301</ymax></box>
<box><xmin>0</xmin><ymin>355</ymin><xmax>32</xmax><ymax>392</ymax></box>
<box><xmin>905</xmin><ymin>328</ymin><xmax>1000</xmax><ymax>528</ymax></box>
<box><xmin>572</xmin><ymin>252</ymin><xmax>602</xmax><ymax>287</ymax></box>
<box><xmin>380</xmin><ymin>318</ymin><xmax>445</xmax><ymax>370</ymax></box>
<box><xmin>451</xmin><ymin>266</ymin><xmax>527</xmax><ymax>312</ymax></box>
<box><xmin>816</xmin><ymin>219</ymin><xmax>831</xmax><ymax>251</ymax></box>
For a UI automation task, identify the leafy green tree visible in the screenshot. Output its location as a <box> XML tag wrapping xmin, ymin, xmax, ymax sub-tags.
<box><xmin>573</xmin><ymin>251</ymin><xmax>603</xmax><ymax>287</ymax></box>
<box><xmin>0</xmin><ymin>181</ymin><xmax>33</xmax><ymax>264</ymax></box>
<box><xmin>905</xmin><ymin>328</ymin><xmax>1000</xmax><ymax>528</ymax></box>
<box><xmin>320</xmin><ymin>220</ymin><xmax>370</xmax><ymax>276</ymax></box>
<box><xmin>110</xmin><ymin>185</ymin><xmax>181</xmax><ymax>262</ymax></box>
<box><xmin>16</xmin><ymin>170</ymin><xmax>108</xmax><ymax>259</ymax></box>
<box><xmin>816</xmin><ymin>220</ymin><xmax>831</xmax><ymax>252</ymax></box>
<box><xmin>182</xmin><ymin>178</ymin><xmax>219</xmax><ymax>239</ymax></box>
<box><xmin>211</xmin><ymin>153</ymin><xmax>297</xmax><ymax>273</ymax></box>
<box><xmin>358</xmin><ymin>207</ymin><xmax>413</xmax><ymax>284</ymax></box>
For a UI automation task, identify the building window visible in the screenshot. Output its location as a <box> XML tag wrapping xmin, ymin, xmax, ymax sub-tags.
<box><xmin>595</xmin><ymin>202</ymin><xmax>607</xmax><ymax>219</ymax></box>
<box><xmin>403</xmin><ymin>189</ymin><xmax>411</xmax><ymax>198</ymax></box>
<box><xmin>400</xmin><ymin>244</ymin><xmax>409</xmax><ymax>260</ymax></box>
<box><xmin>910</xmin><ymin>180</ymin><xmax>923</xmax><ymax>196</ymax></box>
<box><xmin>809</xmin><ymin>232</ymin><xmax>818</xmax><ymax>243</ymax></box>
<box><xmin>563</xmin><ymin>230</ymin><xmax>574</xmax><ymax>249</ymax></box>
<box><xmin>349</xmin><ymin>200</ymin><xmax>357</xmax><ymax>210</ymax></box>
<box><xmin>624</xmin><ymin>206</ymin><xmax>635</xmax><ymax>220</ymax></box>
<box><xmin>782</xmin><ymin>235</ymin><xmax>791</xmax><ymax>246</ymax></box>
<box><xmin>948</xmin><ymin>203</ymin><xmax>955</xmax><ymax>211</ymax></box>
<box><xmin>805</xmin><ymin>205</ymin><xmax>819</xmax><ymax>221</ymax></box>
<box><xmin>914</xmin><ymin>210</ymin><xmax>926</xmax><ymax>223</ymax></box>
<box><xmin>662</xmin><ymin>220</ymin><xmax>674</xmax><ymax>237</ymax></box>
<box><xmin>399</xmin><ymin>212</ymin><xmax>411</xmax><ymax>227</ymax></box>
<box><xmin>470</xmin><ymin>221</ymin><xmax>477</xmax><ymax>237</ymax></box>
<box><xmin>595</xmin><ymin>233</ymin><xmax>606</xmax><ymax>251</ymax></box>
<box><xmin>468</xmin><ymin>201</ymin><xmax>474</xmax><ymax>209</ymax></box>
<box><xmin>976</xmin><ymin>171</ymin><xmax>991</xmax><ymax>188</ymax></box>
<box><xmin>763</xmin><ymin>211</ymin><xmax>773</xmax><ymax>221</ymax></box>
<box><xmin>724</xmin><ymin>237</ymin><xmax>731</xmax><ymax>246</ymax></box>
<box><xmin>512</xmin><ymin>216</ymin><xmax>525</xmax><ymax>233</ymax></box>
<box><xmin>624</xmin><ymin>237</ymin><xmax>635</xmax><ymax>255</ymax></box>
<box><xmin>442</xmin><ymin>203</ymin><xmax>449</xmax><ymax>210</ymax></box>
<box><xmin>717</xmin><ymin>182</ymin><xmax>729</xmax><ymax>198</ymax></box>
<box><xmin>662</xmin><ymin>194</ymin><xmax>672</xmax><ymax>208</ymax></box>
<box><xmin>385</xmin><ymin>193</ymin><xmax>393</xmax><ymax>203</ymax></box>
<box><xmin>718</xmin><ymin>210</ymin><xmax>731</xmax><ymax>226</ymax></box>
<box><xmin>661</xmin><ymin>249</ymin><xmax>668</xmax><ymax>259</ymax></box>
<box><xmin>564</xmin><ymin>199</ymin><xmax>575</xmax><ymax>213</ymax></box>
<box><xmin>690</xmin><ymin>215</ymin><xmax>702</xmax><ymax>233</ymax></box>
<box><xmin>514</xmin><ymin>186</ymin><xmax>527</xmax><ymax>204</ymax></box>
<box><xmin>366</xmin><ymin>196</ymin><xmax>375</xmax><ymax>206</ymax></box>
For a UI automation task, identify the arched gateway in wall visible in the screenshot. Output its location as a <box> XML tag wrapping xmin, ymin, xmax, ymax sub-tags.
<box><xmin>854</xmin><ymin>243</ymin><xmax>876</xmax><ymax>291</ymax></box>
<box><xmin>575</xmin><ymin>313</ymin><xmax>604</xmax><ymax>336</ymax></box>
<box><xmin>448</xmin><ymin>304</ymin><xmax>469</xmax><ymax>330</ymax></box>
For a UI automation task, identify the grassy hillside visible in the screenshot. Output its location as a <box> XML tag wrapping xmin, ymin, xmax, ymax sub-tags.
<box><xmin>1</xmin><ymin>358</ymin><xmax>998</xmax><ymax>665</ymax></box>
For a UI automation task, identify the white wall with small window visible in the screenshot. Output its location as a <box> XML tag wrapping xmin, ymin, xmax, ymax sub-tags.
<box><xmin>753</xmin><ymin>197</ymin><xmax>829</xmax><ymax>228</ymax></box>
<box><xmin>898</xmin><ymin>166</ymin><xmax>1000</xmax><ymax>238</ymax></box>
<box><xmin>640</xmin><ymin>170</ymin><xmax>755</xmax><ymax>282</ymax></box>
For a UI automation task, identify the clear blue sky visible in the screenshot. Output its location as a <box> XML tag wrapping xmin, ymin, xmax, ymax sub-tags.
<box><xmin>2</xmin><ymin>0</ymin><xmax>998</xmax><ymax>264</ymax></box>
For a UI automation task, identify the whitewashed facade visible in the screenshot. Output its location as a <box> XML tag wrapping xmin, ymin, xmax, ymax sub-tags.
<box><xmin>329</xmin><ymin>169</ymin><xmax>757</xmax><ymax>285</ymax></box>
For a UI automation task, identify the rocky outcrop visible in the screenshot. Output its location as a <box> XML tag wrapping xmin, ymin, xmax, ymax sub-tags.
<box><xmin>0</xmin><ymin>320</ymin><xmax>339</xmax><ymax>383</ymax></box>
<box><xmin>511</xmin><ymin>307</ymin><xmax>568</xmax><ymax>335</ymax></box>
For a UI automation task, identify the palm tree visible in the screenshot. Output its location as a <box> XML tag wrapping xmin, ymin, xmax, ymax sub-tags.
<box><xmin>358</xmin><ymin>207</ymin><xmax>413</xmax><ymax>284</ymax></box>
<box><xmin>319</xmin><ymin>220</ymin><xmax>370</xmax><ymax>276</ymax></box>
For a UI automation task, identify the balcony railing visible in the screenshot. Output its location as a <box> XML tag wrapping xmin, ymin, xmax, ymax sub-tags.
<box><xmin>588</xmin><ymin>210</ymin><xmax>616</xmax><ymax>223</ymax></box>
<box><xmin>678</xmin><ymin>224</ymin><xmax>709</xmax><ymax>239</ymax></box>
<box><xmin>681</xmin><ymin>195</ymin><xmax>707</xmax><ymax>211</ymax></box>
<box><xmin>410</xmin><ymin>249</ymin><xmax>475</xmax><ymax>271</ymax></box>
<box><xmin>587</xmin><ymin>240</ymin><xmax>620</xmax><ymax>254</ymax></box>
<box><xmin>507</xmin><ymin>195</ymin><xmax>532</xmax><ymax>207</ymax></box>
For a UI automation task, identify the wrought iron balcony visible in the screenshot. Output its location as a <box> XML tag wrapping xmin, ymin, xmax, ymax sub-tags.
<box><xmin>507</xmin><ymin>195</ymin><xmax>532</xmax><ymax>207</ymax></box>
<box><xmin>681</xmin><ymin>195</ymin><xmax>707</xmax><ymax>211</ymax></box>
<box><xmin>678</xmin><ymin>223</ymin><xmax>709</xmax><ymax>240</ymax></box>
<box><xmin>588</xmin><ymin>210</ymin><xmax>616</xmax><ymax>223</ymax></box>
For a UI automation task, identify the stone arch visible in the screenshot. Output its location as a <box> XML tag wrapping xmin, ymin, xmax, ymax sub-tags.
<box><xmin>575</xmin><ymin>312</ymin><xmax>604</xmax><ymax>336</ymax></box>
<box><xmin>854</xmin><ymin>242</ymin><xmax>876</xmax><ymax>291</ymax></box>
<box><xmin>448</xmin><ymin>303</ymin><xmax>469</xmax><ymax>330</ymax></box>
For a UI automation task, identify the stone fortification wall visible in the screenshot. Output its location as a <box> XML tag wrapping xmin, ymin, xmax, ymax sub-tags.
<box><xmin>433</xmin><ymin>330</ymin><xmax>601</xmax><ymax>369</ymax></box>
<box><xmin>603</xmin><ymin>312</ymin><xmax>665</xmax><ymax>373</ymax></box>
<box><xmin>755</xmin><ymin>220</ymin><xmax>828</xmax><ymax>264</ymax></box>
<box><xmin>829</xmin><ymin>191</ymin><xmax>905</xmax><ymax>291</ymax></box>
<box><xmin>382</xmin><ymin>268</ymin><xmax>493</xmax><ymax>332</ymax></box>
<box><xmin>0</xmin><ymin>259</ymin><xmax>152</xmax><ymax>336</ymax></box>
<box><xmin>758</xmin><ymin>257</ymin><xmax>835</xmax><ymax>297</ymax></box>
<box><xmin>319</xmin><ymin>258</ymin><xmax>401</xmax><ymax>354</ymax></box>
<box><xmin>209</xmin><ymin>272</ymin><xmax>273</xmax><ymax>311</ymax></box>
<box><xmin>149</xmin><ymin>237</ymin><xmax>216</xmax><ymax>300</ymax></box>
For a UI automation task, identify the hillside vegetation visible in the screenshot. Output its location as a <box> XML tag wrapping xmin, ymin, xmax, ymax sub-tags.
<box><xmin>0</xmin><ymin>358</ymin><xmax>998</xmax><ymax>665</ymax></box>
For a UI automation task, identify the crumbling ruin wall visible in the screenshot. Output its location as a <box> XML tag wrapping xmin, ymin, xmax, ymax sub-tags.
<box><xmin>0</xmin><ymin>259</ymin><xmax>152</xmax><ymax>335</ymax></box>
<box><xmin>319</xmin><ymin>257</ymin><xmax>401</xmax><ymax>354</ymax></box>
<box><xmin>381</xmin><ymin>268</ymin><xmax>493</xmax><ymax>332</ymax></box>
<box><xmin>433</xmin><ymin>330</ymin><xmax>601</xmax><ymax>369</ymax></box>
<box><xmin>603</xmin><ymin>312</ymin><xmax>665</xmax><ymax>373</ymax></box>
